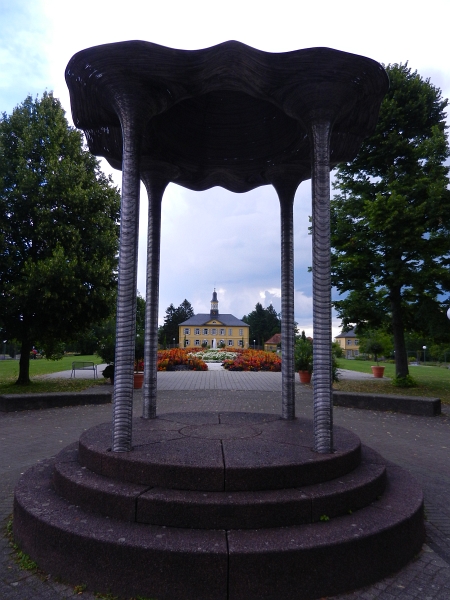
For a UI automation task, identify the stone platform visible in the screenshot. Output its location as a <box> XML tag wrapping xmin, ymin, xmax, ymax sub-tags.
<box><xmin>13</xmin><ymin>412</ymin><xmax>425</xmax><ymax>600</ymax></box>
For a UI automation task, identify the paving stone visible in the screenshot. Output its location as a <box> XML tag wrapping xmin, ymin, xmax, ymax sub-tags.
<box><xmin>1</xmin><ymin>375</ymin><xmax>449</xmax><ymax>599</ymax></box>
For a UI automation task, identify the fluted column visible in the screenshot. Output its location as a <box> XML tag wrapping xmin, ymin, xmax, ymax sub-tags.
<box><xmin>274</xmin><ymin>180</ymin><xmax>298</xmax><ymax>420</ymax></box>
<box><xmin>111</xmin><ymin>115</ymin><xmax>141</xmax><ymax>452</ymax></box>
<box><xmin>310</xmin><ymin>120</ymin><xmax>333</xmax><ymax>453</ymax></box>
<box><xmin>141</xmin><ymin>173</ymin><xmax>168</xmax><ymax>419</ymax></box>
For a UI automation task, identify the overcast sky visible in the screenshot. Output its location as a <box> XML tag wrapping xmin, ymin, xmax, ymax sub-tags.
<box><xmin>2</xmin><ymin>0</ymin><xmax>450</xmax><ymax>337</ymax></box>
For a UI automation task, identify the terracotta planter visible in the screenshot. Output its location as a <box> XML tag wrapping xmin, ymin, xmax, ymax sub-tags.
<box><xmin>133</xmin><ymin>372</ymin><xmax>144</xmax><ymax>389</ymax></box>
<box><xmin>298</xmin><ymin>370</ymin><xmax>312</xmax><ymax>384</ymax></box>
<box><xmin>371</xmin><ymin>365</ymin><xmax>385</xmax><ymax>378</ymax></box>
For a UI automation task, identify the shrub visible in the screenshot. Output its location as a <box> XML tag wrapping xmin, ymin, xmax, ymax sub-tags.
<box><xmin>392</xmin><ymin>374</ymin><xmax>417</xmax><ymax>388</ymax></box>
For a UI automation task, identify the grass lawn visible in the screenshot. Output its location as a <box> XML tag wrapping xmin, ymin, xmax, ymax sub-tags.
<box><xmin>0</xmin><ymin>355</ymin><xmax>106</xmax><ymax>394</ymax></box>
<box><xmin>335</xmin><ymin>358</ymin><xmax>450</xmax><ymax>404</ymax></box>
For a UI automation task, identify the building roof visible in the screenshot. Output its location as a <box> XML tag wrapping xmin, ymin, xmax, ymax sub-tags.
<box><xmin>335</xmin><ymin>328</ymin><xmax>358</xmax><ymax>338</ymax></box>
<box><xmin>265</xmin><ymin>333</ymin><xmax>282</xmax><ymax>345</ymax></box>
<box><xmin>180</xmin><ymin>314</ymin><xmax>248</xmax><ymax>327</ymax></box>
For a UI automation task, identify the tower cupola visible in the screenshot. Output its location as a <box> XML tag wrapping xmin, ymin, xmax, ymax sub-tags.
<box><xmin>210</xmin><ymin>289</ymin><xmax>219</xmax><ymax>317</ymax></box>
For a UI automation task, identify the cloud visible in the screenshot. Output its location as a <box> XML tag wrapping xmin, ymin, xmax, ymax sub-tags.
<box><xmin>3</xmin><ymin>0</ymin><xmax>450</xmax><ymax>339</ymax></box>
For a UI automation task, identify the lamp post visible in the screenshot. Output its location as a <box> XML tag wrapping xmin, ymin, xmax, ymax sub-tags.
<box><xmin>423</xmin><ymin>345</ymin><xmax>427</xmax><ymax>364</ymax></box>
<box><xmin>253</xmin><ymin>339</ymin><xmax>255</xmax><ymax>350</ymax></box>
<box><xmin>173</xmin><ymin>337</ymin><xmax>175</xmax><ymax>348</ymax></box>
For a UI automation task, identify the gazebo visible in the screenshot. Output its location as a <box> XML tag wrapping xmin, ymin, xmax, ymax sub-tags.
<box><xmin>65</xmin><ymin>40</ymin><xmax>388</xmax><ymax>453</ymax></box>
<box><xmin>12</xmin><ymin>42</ymin><xmax>425</xmax><ymax>600</ymax></box>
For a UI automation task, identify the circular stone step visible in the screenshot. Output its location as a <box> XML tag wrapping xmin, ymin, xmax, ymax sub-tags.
<box><xmin>13</xmin><ymin>442</ymin><xmax>424</xmax><ymax>600</ymax></box>
<box><xmin>78</xmin><ymin>412</ymin><xmax>362</xmax><ymax>491</ymax></box>
<box><xmin>53</xmin><ymin>443</ymin><xmax>386</xmax><ymax>529</ymax></box>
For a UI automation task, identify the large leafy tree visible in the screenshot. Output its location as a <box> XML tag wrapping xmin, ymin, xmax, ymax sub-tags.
<box><xmin>331</xmin><ymin>64</ymin><xmax>450</xmax><ymax>378</ymax></box>
<box><xmin>242</xmin><ymin>303</ymin><xmax>281</xmax><ymax>347</ymax></box>
<box><xmin>0</xmin><ymin>93</ymin><xmax>120</xmax><ymax>384</ymax></box>
<box><xmin>158</xmin><ymin>299</ymin><xmax>195</xmax><ymax>345</ymax></box>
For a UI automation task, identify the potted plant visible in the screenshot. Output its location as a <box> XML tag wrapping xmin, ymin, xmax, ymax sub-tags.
<box><xmin>134</xmin><ymin>358</ymin><xmax>144</xmax><ymax>388</ymax></box>
<box><xmin>294</xmin><ymin>334</ymin><xmax>313</xmax><ymax>383</ymax></box>
<box><xmin>359</xmin><ymin>331</ymin><xmax>390</xmax><ymax>378</ymax></box>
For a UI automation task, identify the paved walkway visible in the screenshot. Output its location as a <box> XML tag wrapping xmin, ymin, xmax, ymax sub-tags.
<box><xmin>1</xmin><ymin>372</ymin><xmax>450</xmax><ymax>599</ymax></box>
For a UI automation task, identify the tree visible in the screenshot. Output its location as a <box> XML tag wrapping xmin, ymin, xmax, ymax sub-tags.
<box><xmin>331</xmin><ymin>64</ymin><xmax>450</xmax><ymax>378</ymax></box>
<box><xmin>358</xmin><ymin>330</ymin><xmax>393</xmax><ymax>363</ymax></box>
<box><xmin>0</xmin><ymin>93</ymin><xmax>120</xmax><ymax>384</ymax></box>
<box><xmin>242</xmin><ymin>303</ymin><xmax>281</xmax><ymax>347</ymax></box>
<box><xmin>158</xmin><ymin>299</ymin><xmax>195</xmax><ymax>345</ymax></box>
<box><xmin>95</xmin><ymin>293</ymin><xmax>146</xmax><ymax>364</ymax></box>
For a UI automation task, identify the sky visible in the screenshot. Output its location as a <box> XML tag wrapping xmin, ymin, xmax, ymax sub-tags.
<box><xmin>1</xmin><ymin>0</ymin><xmax>450</xmax><ymax>338</ymax></box>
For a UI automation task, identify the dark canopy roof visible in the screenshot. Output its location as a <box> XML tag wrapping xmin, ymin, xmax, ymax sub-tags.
<box><xmin>65</xmin><ymin>40</ymin><xmax>388</xmax><ymax>193</ymax></box>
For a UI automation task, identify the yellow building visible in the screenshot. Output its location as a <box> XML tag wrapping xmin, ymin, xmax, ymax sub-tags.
<box><xmin>334</xmin><ymin>328</ymin><xmax>360</xmax><ymax>358</ymax></box>
<box><xmin>179</xmin><ymin>290</ymin><xmax>250</xmax><ymax>349</ymax></box>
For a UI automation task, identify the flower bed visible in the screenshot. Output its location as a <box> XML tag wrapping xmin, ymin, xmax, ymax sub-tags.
<box><xmin>157</xmin><ymin>348</ymin><xmax>207</xmax><ymax>371</ymax></box>
<box><xmin>222</xmin><ymin>349</ymin><xmax>281</xmax><ymax>371</ymax></box>
<box><xmin>188</xmin><ymin>349</ymin><xmax>238</xmax><ymax>362</ymax></box>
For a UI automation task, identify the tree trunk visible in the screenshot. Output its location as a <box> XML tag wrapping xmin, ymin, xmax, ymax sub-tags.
<box><xmin>17</xmin><ymin>337</ymin><xmax>31</xmax><ymax>385</ymax></box>
<box><xmin>390</xmin><ymin>286</ymin><xmax>409</xmax><ymax>378</ymax></box>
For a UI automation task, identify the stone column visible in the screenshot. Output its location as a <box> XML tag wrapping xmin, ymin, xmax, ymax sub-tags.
<box><xmin>112</xmin><ymin>113</ymin><xmax>141</xmax><ymax>452</ymax></box>
<box><xmin>273</xmin><ymin>180</ymin><xmax>299</xmax><ymax>420</ymax></box>
<box><xmin>141</xmin><ymin>173</ymin><xmax>167</xmax><ymax>419</ymax></box>
<box><xmin>310</xmin><ymin>120</ymin><xmax>333</xmax><ymax>453</ymax></box>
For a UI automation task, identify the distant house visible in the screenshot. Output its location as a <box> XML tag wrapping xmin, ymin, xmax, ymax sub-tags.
<box><xmin>264</xmin><ymin>333</ymin><xmax>281</xmax><ymax>352</ymax></box>
<box><xmin>334</xmin><ymin>328</ymin><xmax>360</xmax><ymax>358</ymax></box>
<box><xmin>178</xmin><ymin>290</ymin><xmax>249</xmax><ymax>349</ymax></box>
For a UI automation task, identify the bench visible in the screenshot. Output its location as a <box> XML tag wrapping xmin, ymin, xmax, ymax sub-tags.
<box><xmin>71</xmin><ymin>361</ymin><xmax>98</xmax><ymax>378</ymax></box>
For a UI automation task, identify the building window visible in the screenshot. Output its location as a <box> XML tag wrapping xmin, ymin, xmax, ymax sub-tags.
<box><xmin>228</xmin><ymin>328</ymin><xmax>232</xmax><ymax>336</ymax></box>
<box><xmin>239</xmin><ymin>328</ymin><xmax>243</xmax><ymax>336</ymax></box>
<box><xmin>203</xmin><ymin>328</ymin><xmax>208</xmax><ymax>335</ymax></box>
<box><xmin>238</xmin><ymin>339</ymin><xmax>243</xmax><ymax>347</ymax></box>
<box><xmin>184</xmin><ymin>328</ymin><xmax>190</xmax><ymax>335</ymax></box>
<box><xmin>220</xmin><ymin>339</ymin><xmax>225</xmax><ymax>346</ymax></box>
<box><xmin>212</xmin><ymin>321</ymin><xmax>216</xmax><ymax>324</ymax></box>
<box><xmin>347</xmin><ymin>339</ymin><xmax>352</xmax><ymax>345</ymax></box>
<box><xmin>355</xmin><ymin>339</ymin><xmax>359</xmax><ymax>345</ymax></box>
<box><xmin>195</xmin><ymin>339</ymin><xmax>200</xmax><ymax>346</ymax></box>
<box><xmin>202</xmin><ymin>339</ymin><xmax>208</xmax><ymax>346</ymax></box>
<box><xmin>185</xmin><ymin>339</ymin><xmax>189</xmax><ymax>347</ymax></box>
<box><xmin>228</xmin><ymin>340</ymin><xmax>233</xmax><ymax>346</ymax></box>
<box><xmin>194</xmin><ymin>328</ymin><xmax>200</xmax><ymax>335</ymax></box>
<box><xmin>220</xmin><ymin>328</ymin><xmax>225</xmax><ymax>335</ymax></box>
<box><xmin>211</xmin><ymin>328</ymin><xmax>217</xmax><ymax>335</ymax></box>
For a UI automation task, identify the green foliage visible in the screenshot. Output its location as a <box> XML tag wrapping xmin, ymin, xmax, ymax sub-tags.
<box><xmin>241</xmin><ymin>303</ymin><xmax>281</xmax><ymax>347</ymax></box>
<box><xmin>0</xmin><ymin>93</ymin><xmax>120</xmax><ymax>384</ymax></box>
<box><xmin>392</xmin><ymin>374</ymin><xmax>417</xmax><ymax>388</ymax></box>
<box><xmin>5</xmin><ymin>515</ymin><xmax>39</xmax><ymax>573</ymax></box>
<box><xmin>294</xmin><ymin>331</ymin><xmax>313</xmax><ymax>372</ymax></box>
<box><xmin>358</xmin><ymin>330</ymin><xmax>393</xmax><ymax>363</ymax></box>
<box><xmin>319</xmin><ymin>514</ymin><xmax>330</xmax><ymax>522</ymax></box>
<box><xmin>101</xmin><ymin>364</ymin><xmax>115</xmax><ymax>380</ymax></box>
<box><xmin>335</xmin><ymin>358</ymin><xmax>450</xmax><ymax>403</ymax></box>
<box><xmin>95</xmin><ymin>293</ymin><xmax>145</xmax><ymax>364</ymax></box>
<box><xmin>332</xmin><ymin>341</ymin><xmax>343</xmax><ymax>358</ymax></box>
<box><xmin>331</xmin><ymin>64</ymin><xmax>450</xmax><ymax>379</ymax></box>
<box><xmin>158</xmin><ymin>299</ymin><xmax>194</xmax><ymax>345</ymax></box>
